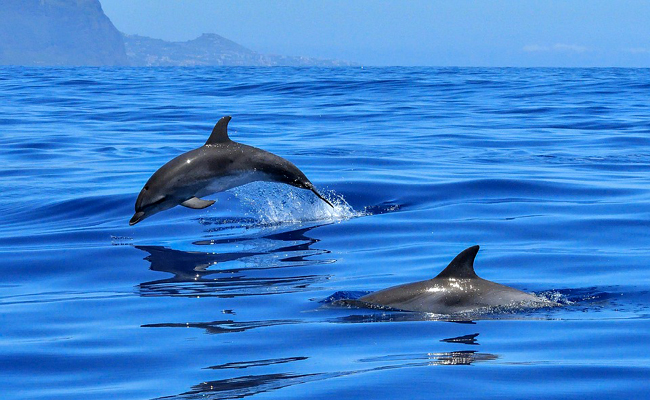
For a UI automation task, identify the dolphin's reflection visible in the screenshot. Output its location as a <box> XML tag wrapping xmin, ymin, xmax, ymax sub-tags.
<box><xmin>142</xmin><ymin>319</ymin><xmax>297</xmax><ymax>334</ymax></box>
<box><xmin>358</xmin><ymin>350</ymin><xmax>498</xmax><ymax>366</ymax></box>
<box><xmin>331</xmin><ymin>312</ymin><xmax>478</xmax><ymax>324</ymax></box>
<box><xmin>155</xmin><ymin>348</ymin><xmax>498</xmax><ymax>399</ymax></box>
<box><xmin>206</xmin><ymin>356</ymin><xmax>309</xmax><ymax>370</ymax></box>
<box><xmin>144</xmin><ymin>314</ymin><xmax>497</xmax><ymax>399</ymax></box>
<box><xmin>137</xmin><ymin>225</ymin><xmax>333</xmax><ymax>298</ymax></box>
<box><xmin>142</xmin><ymin>313</ymin><xmax>480</xmax><ymax>336</ymax></box>
<box><xmin>157</xmin><ymin>372</ymin><xmax>323</xmax><ymax>400</ymax></box>
<box><xmin>441</xmin><ymin>333</ymin><xmax>480</xmax><ymax>345</ymax></box>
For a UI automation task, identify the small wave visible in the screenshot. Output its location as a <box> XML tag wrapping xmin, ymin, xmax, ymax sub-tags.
<box><xmin>536</xmin><ymin>290</ymin><xmax>574</xmax><ymax>305</ymax></box>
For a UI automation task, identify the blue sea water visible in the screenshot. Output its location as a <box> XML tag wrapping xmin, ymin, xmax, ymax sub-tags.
<box><xmin>1</xmin><ymin>66</ymin><xmax>649</xmax><ymax>399</ymax></box>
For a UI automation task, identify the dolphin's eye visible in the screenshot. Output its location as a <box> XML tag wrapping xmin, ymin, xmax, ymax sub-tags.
<box><xmin>144</xmin><ymin>186</ymin><xmax>149</xmax><ymax>191</ymax></box>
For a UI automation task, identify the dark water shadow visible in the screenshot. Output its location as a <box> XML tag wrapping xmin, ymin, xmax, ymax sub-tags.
<box><xmin>137</xmin><ymin>225</ymin><xmax>334</xmax><ymax>298</ymax></box>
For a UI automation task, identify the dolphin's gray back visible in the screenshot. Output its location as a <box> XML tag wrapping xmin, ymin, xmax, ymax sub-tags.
<box><xmin>162</xmin><ymin>141</ymin><xmax>310</xmax><ymax>198</ymax></box>
<box><xmin>131</xmin><ymin>115</ymin><xmax>329</xmax><ymax>225</ymax></box>
<box><xmin>142</xmin><ymin>139</ymin><xmax>314</xmax><ymax>204</ymax></box>
<box><xmin>212</xmin><ymin>141</ymin><xmax>307</xmax><ymax>178</ymax></box>
<box><xmin>360</xmin><ymin>276</ymin><xmax>544</xmax><ymax>314</ymax></box>
<box><xmin>358</xmin><ymin>245</ymin><xmax>553</xmax><ymax>314</ymax></box>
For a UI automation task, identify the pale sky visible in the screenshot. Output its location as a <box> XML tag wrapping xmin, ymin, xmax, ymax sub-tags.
<box><xmin>100</xmin><ymin>0</ymin><xmax>650</xmax><ymax>67</ymax></box>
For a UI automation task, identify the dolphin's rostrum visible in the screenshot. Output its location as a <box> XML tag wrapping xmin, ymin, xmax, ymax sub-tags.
<box><xmin>130</xmin><ymin>116</ymin><xmax>332</xmax><ymax>225</ymax></box>
<box><xmin>359</xmin><ymin>245</ymin><xmax>558</xmax><ymax>314</ymax></box>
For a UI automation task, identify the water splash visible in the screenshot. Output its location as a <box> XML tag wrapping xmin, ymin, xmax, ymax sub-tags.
<box><xmin>232</xmin><ymin>182</ymin><xmax>363</xmax><ymax>225</ymax></box>
<box><xmin>536</xmin><ymin>290</ymin><xmax>574</xmax><ymax>306</ymax></box>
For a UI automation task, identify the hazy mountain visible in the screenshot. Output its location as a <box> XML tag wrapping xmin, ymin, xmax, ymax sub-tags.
<box><xmin>0</xmin><ymin>0</ymin><xmax>128</xmax><ymax>66</ymax></box>
<box><xmin>0</xmin><ymin>0</ymin><xmax>353</xmax><ymax>67</ymax></box>
<box><xmin>123</xmin><ymin>33</ymin><xmax>355</xmax><ymax>67</ymax></box>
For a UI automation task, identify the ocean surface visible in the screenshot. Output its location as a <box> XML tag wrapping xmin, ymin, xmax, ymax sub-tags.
<box><xmin>1</xmin><ymin>66</ymin><xmax>649</xmax><ymax>399</ymax></box>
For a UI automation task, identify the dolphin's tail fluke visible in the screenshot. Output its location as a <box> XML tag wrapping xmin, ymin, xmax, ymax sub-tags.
<box><xmin>311</xmin><ymin>188</ymin><xmax>334</xmax><ymax>208</ymax></box>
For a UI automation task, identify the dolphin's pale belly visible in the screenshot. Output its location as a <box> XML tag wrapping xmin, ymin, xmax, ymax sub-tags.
<box><xmin>195</xmin><ymin>170</ymin><xmax>271</xmax><ymax>198</ymax></box>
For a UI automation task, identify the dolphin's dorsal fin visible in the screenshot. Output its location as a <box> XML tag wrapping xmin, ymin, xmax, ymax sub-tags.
<box><xmin>205</xmin><ymin>116</ymin><xmax>232</xmax><ymax>145</ymax></box>
<box><xmin>434</xmin><ymin>245</ymin><xmax>480</xmax><ymax>279</ymax></box>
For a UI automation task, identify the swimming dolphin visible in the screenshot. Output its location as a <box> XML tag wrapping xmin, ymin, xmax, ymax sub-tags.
<box><xmin>130</xmin><ymin>116</ymin><xmax>333</xmax><ymax>225</ymax></box>
<box><xmin>359</xmin><ymin>245</ymin><xmax>557</xmax><ymax>314</ymax></box>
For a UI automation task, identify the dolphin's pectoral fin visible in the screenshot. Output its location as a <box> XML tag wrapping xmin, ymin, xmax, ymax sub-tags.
<box><xmin>181</xmin><ymin>197</ymin><xmax>216</xmax><ymax>209</ymax></box>
<box><xmin>205</xmin><ymin>116</ymin><xmax>232</xmax><ymax>145</ymax></box>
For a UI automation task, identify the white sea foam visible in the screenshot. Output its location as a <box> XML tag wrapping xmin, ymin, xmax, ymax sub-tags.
<box><xmin>231</xmin><ymin>182</ymin><xmax>363</xmax><ymax>225</ymax></box>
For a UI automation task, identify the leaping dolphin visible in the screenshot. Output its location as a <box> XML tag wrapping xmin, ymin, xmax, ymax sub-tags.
<box><xmin>130</xmin><ymin>116</ymin><xmax>333</xmax><ymax>225</ymax></box>
<box><xmin>359</xmin><ymin>245</ymin><xmax>558</xmax><ymax>314</ymax></box>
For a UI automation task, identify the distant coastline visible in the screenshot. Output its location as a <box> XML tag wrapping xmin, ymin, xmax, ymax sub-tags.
<box><xmin>122</xmin><ymin>33</ymin><xmax>356</xmax><ymax>67</ymax></box>
<box><xmin>0</xmin><ymin>0</ymin><xmax>355</xmax><ymax>67</ymax></box>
